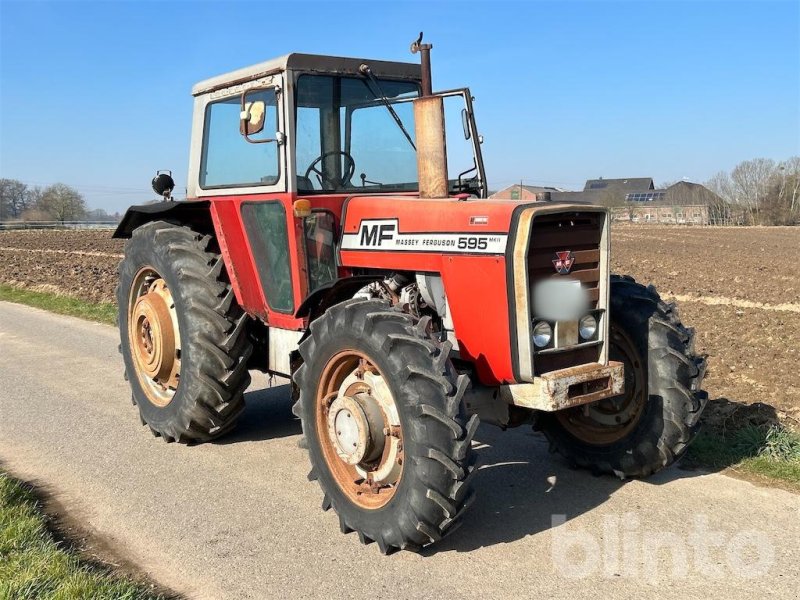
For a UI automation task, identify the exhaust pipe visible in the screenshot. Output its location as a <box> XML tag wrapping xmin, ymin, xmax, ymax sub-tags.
<box><xmin>411</xmin><ymin>33</ymin><xmax>448</xmax><ymax>199</ymax></box>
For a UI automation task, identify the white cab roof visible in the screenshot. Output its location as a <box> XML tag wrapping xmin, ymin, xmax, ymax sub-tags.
<box><xmin>192</xmin><ymin>53</ymin><xmax>421</xmax><ymax>96</ymax></box>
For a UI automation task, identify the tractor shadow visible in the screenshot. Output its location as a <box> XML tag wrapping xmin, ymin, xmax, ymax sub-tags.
<box><xmin>422</xmin><ymin>422</ymin><xmax>708</xmax><ymax>554</ymax></box>
<box><xmin>430</xmin><ymin>395</ymin><xmax>786</xmax><ymax>553</ymax></box>
<box><xmin>215</xmin><ymin>382</ymin><xmax>769</xmax><ymax>552</ymax></box>
<box><xmin>212</xmin><ymin>383</ymin><xmax>301</xmax><ymax>445</ymax></box>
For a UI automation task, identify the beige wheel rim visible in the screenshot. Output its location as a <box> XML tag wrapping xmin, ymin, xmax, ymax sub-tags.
<box><xmin>128</xmin><ymin>267</ymin><xmax>182</xmax><ymax>408</ymax></box>
<box><xmin>556</xmin><ymin>326</ymin><xmax>647</xmax><ymax>445</ymax></box>
<box><xmin>315</xmin><ymin>351</ymin><xmax>403</xmax><ymax>509</ymax></box>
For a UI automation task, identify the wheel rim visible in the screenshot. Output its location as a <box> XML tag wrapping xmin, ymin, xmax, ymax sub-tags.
<box><xmin>128</xmin><ymin>267</ymin><xmax>181</xmax><ymax>408</ymax></box>
<box><xmin>556</xmin><ymin>325</ymin><xmax>647</xmax><ymax>445</ymax></box>
<box><xmin>315</xmin><ymin>350</ymin><xmax>403</xmax><ymax>509</ymax></box>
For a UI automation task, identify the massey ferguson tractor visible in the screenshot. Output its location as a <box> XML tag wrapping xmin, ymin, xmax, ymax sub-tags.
<box><xmin>114</xmin><ymin>36</ymin><xmax>707</xmax><ymax>554</ymax></box>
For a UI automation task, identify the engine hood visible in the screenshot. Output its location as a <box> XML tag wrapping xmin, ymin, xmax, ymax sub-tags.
<box><xmin>338</xmin><ymin>195</ymin><xmax>601</xmax><ymax>268</ymax></box>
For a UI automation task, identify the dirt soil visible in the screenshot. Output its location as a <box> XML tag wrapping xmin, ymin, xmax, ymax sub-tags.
<box><xmin>0</xmin><ymin>230</ymin><xmax>122</xmax><ymax>303</ymax></box>
<box><xmin>1</xmin><ymin>225</ymin><xmax>798</xmax><ymax>429</ymax></box>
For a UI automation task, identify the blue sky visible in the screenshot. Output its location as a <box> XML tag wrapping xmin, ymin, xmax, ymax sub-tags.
<box><xmin>1</xmin><ymin>0</ymin><xmax>798</xmax><ymax>213</ymax></box>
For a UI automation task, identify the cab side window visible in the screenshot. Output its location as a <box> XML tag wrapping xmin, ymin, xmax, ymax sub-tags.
<box><xmin>201</xmin><ymin>89</ymin><xmax>279</xmax><ymax>188</ymax></box>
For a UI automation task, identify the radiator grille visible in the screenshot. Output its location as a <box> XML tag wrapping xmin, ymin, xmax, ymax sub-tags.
<box><xmin>528</xmin><ymin>212</ymin><xmax>604</xmax><ymax>310</ymax></box>
<box><xmin>528</xmin><ymin>211</ymin><xmax>605</xmax><ymax>375</ymax></box>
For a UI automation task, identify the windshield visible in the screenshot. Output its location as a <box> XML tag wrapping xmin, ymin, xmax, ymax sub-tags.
<box><xmin>295</xmin><ymin>74</ymin><xmax>420</xmax><ymax>192</ymax></box>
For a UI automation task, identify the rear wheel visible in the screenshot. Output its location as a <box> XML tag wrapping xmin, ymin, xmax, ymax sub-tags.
<box><xmin>117</xmin><ymin>221</ymin><xmax>253</xmax><ymax>442</ymax></box>
<box><xmin>539</xmin><ymin>275</ymin><xmax>707</xmax><ymax>477</ymax></box>
<box><xmin>294</xmin><ymin>299</ymin><xmax>479</xmax><ymax>553</ymax></box>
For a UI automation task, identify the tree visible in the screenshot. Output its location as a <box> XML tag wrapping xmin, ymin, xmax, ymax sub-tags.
<box><xmin>762</xmin><ymin>156</ymin><xmax>800</xmax><ymax>225</ymax></box>
<box><xmin>779</xmin><ymin>156</ymin><xmax>800</xmax><ymax>222</ymax></box>
<box><xmin>729</xmin><ymin>158</ymin><xmax>777</xmax><ymax>224</ymax></box>
<box><xmin>39</xmin><ymin>183</ymin><xmax>87</xmax><ymax>223</ymax></box>
<box><xmin>706</xmin><ymin>171</ymin><xmax>735</xmax><ymax>204</ymax></box>
<box><xmin>25</xmin><ymin>185</ymin><xmax>43</xmax><ymax>211</ymax></box>
<box><xmin>0</xmin><ymin>178</ymin><xmax>29</xmax><ymax>220</ymax></box>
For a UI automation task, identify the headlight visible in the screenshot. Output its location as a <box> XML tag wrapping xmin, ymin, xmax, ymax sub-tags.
<box><xmin>533</xmin><ymin>321</ymin><xmax>552</xmax><ymax>348</ymax></box>
<box><xmin>579</xmin><ymin>314</ymin><xmax>598</xmax><ymax>340</ymax></box>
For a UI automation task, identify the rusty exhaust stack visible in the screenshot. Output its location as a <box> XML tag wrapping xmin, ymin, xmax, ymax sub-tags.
<box><xmin>411</xmin><ymin>33</ymin><xmax>448</xmax><ymax>199</ymax></box>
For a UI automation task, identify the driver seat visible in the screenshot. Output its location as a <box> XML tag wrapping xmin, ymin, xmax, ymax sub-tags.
<box><xmin>297</xmin><ymin>175</ymin><xmax>315</xmax><ymax>192</ymax></box>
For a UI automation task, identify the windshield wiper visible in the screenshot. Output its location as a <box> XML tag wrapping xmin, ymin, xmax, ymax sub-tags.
<box><xmin>358</xmin><ymin>64</ymin><xmax>416</xmax><ymax>151</ymax></box>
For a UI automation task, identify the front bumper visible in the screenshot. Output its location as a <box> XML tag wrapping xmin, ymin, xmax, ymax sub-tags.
<box><xmin>500</xmin><ymin>361</ymin><xmax>624</xmax><ymax>412</ymax></box>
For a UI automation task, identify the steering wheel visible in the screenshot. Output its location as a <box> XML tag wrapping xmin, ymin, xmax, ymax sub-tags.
<box><xmin>304</xmin><ymin>151</ymin><xmax>356</xmax><ymax>189</ymax></box>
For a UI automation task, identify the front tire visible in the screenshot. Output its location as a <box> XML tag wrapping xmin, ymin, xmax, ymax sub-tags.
<box><xmin>117</xmin><ymin>221</ymin><xmax>253</xmax><ymax>443</ymax></box>
<box><xmin>294</xmin><ymin>299</ymin><xmax>479</xmax><ymax>553</ymax></box>
<box><xmin>539</xmin><ymin>275</ymin><xmax>707</xmax><ymax>477</ymax></box>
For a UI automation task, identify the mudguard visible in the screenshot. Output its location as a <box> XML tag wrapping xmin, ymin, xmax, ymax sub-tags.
<box><xmin>113</xmin><ymin>200</ymin><xmax>212</xmax><ymax>239</ymax></box>
<box><xmin>294</xmin><ymin>275</ymin><xmax>381</xmax><ymax>320</ymax></box>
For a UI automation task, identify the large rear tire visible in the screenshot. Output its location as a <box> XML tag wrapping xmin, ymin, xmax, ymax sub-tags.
<box><xmin>293</xmin><ymin>299</ymin><xmax>479</xmax><ymax>553</ymax></box>
<box><xmin>539</xmin><ymin>275</ymin><xmax>707</xmax><ymax>477</ymax></box>
<box><xmin>117</xmin><ymin>221</ymin><xmax>253</xmax><ymax>443</ymax></box>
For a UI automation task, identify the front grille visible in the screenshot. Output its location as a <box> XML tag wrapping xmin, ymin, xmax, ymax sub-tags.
<box><xmin>528</xmin><ymin>211</ymin><xmax>604</xmax><ymax>309</ymax></box>
<box><xmin>528</xmin><ymin>211</ymin><xmax>605</xmax><ymax>375</ymax></box>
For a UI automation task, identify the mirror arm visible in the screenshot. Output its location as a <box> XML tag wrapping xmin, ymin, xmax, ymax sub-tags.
<box><xmin>243</xmin><ymin>131</ymin><xmax>283</xmax><ymax>145</ymax></box>
<box><xmin>240</xmin><ymin>86</ymin><xmax>283</xmax><ymax>145</ymax></box>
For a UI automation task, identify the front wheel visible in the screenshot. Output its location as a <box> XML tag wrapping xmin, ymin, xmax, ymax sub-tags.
<box><xmin>293</xmin><ymin>299</ymin><xmax>479</xmax><ymax>553</ymax></box>
<box><xmin>538</xmin><ymin>275</ymin><xmax>707</xmax><ymax>477</ymax></box>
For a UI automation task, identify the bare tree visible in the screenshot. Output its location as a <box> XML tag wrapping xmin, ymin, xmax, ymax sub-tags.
<box><xmin>706</xmin><ymin>171</ymin><xmax>735</xmax><ymax>205</ymax></box>
<box><xmin>39</xmin><ymin>183</ymin><xmax>87</xmax><ymax>223</ymax></box>
<box><xmin>0</xmin><ymin>178</ymin><xmax>29</xmax><ymax>220</ymax></box>
<box><xmin>729</xmin><ymin>158</ymin><xmax>777</xmax><ymax>224</ymax></box>
<box><xmin>762</xmin><ymin>156</ymin><xmax>800</xmax><ymax>225</ymax></box>
<box><xmin>25</xmin><ymin>185</ymin><xmax>44</xmax><ymax>211</ymax></box>
<box><xmin>780</xmin><ymin>156</ymin><xmax>800</xmax><ymax>219</ymax></box>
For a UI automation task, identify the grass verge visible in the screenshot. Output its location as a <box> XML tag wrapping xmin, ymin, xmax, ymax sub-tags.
<box><xmin>687</xmin><ymin>425</ymin><xmax>800</xmax><ymax>490</ymax></box>
<box><xmin>0</xmin><ymin>284</ymin><xmax>116</xmax><ymax>325</ymax></box>
<box><xmin>0</xmin><ymin>472</ymin><xmax>166</xmax><ymax>600</ymax></box>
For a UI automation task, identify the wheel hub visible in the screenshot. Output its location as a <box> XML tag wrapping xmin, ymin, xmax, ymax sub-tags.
<box><xmin>315</xmin><ymin>352</ymin><xmax>403</xmax><ymax>508</ymax></box>
<box><xmin>132</xmin><ymin>289</ymin><xmax>175</xmax><ymax>381</ymax></box>
<box><xmin>327</xmin><ymin>393</ymin><xmax>386</xmax><ymax>465</ymax></box>
<box><xmin>128</xmin><ymin>272</ymin><xmax>181</xmax><ymax>408</ymax></box>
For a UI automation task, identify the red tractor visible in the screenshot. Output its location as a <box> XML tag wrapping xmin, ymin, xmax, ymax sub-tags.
<box><xmin>115</xmin><ymin>37</ymin><xmax>706</xmax><ymax>554</ymax></box>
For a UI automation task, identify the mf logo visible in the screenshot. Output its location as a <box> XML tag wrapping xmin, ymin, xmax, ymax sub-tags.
<box><xmin>360</xmin><ymin>223</ymin><xmax>396</xmax><ymax>246</ymax></box>
<box><xmin>552</xmin><ymin>250</ymin><xmax>575</xmax><ymax>275</ymax></box>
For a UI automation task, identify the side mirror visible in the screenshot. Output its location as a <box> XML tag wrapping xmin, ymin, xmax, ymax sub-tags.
<box><xmin>240</xmin><ymin>99</ymin><xmax>266</xmax><ymax>136</ymax></box>
<box><xmin>461</xmin><ymin>108</ymin><xmax>471</xmax><ymax>140</ymax></box>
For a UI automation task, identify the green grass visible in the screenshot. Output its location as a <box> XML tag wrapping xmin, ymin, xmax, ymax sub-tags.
<box><xmin>0</xmin><ymin>472</ymin><xmax>167</xmax><ymax>600</ymax></box>
<box><xmin>0</xmin><ymin>285</ymin><xmax>117</xmax><ymax>325</ymax></box>
<box><xmin>687</xmin><ymin>425</ymin><xmax>800</xmax><ymax>489</ymax></box>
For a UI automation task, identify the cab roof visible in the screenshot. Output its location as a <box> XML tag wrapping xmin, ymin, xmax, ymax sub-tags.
<box><xmin>192</xmin><ymin>53</ymin><xmax>422</xmax><ymax>96</ymax></box>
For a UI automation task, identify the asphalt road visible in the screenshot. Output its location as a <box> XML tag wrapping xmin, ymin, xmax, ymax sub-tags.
<box><xmin>1</xmin><ymin>301</ymin><xmax>798</xmax><ymax>600</ymax></box>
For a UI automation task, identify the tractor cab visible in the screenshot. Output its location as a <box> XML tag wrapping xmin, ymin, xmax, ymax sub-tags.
<box><xmin>187</xmin><ymin>53</ymin><xmax>486</xmax><ymax>200</ymax></box>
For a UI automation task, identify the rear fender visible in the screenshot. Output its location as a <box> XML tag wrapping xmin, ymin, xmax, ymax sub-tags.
<box><xmin>113</xmin><ymin>200</ymin><xmax>213</xmax><ymax>238</ymax></box>
<box><xmin>114</xmin><ymin>199</ymin><xmax>263</xmax><ymax>321</ymax></box>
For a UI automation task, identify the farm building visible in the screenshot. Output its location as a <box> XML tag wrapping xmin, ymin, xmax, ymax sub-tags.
<box><xmin>611</xmin><ymin>181</ymin><xmax>731</xmax><ymax>225</ymax></box>
<box><xmin>496</xmin><ymin>177</ymin><xmax>730</xmax><ymax>225</ymax></box>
